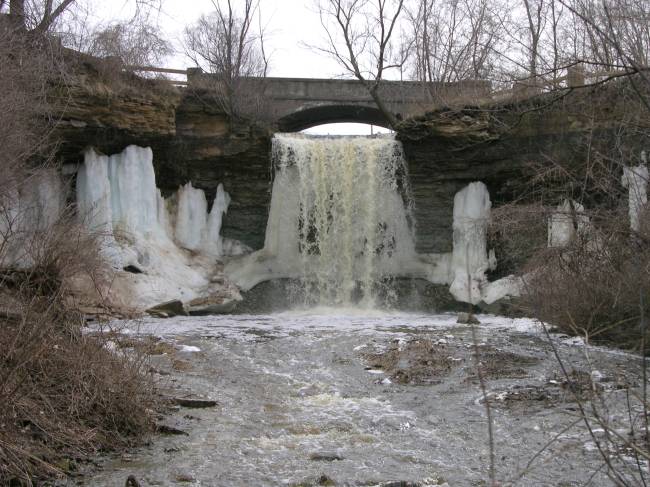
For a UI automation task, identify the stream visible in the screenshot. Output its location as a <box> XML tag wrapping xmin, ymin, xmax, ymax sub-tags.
<box><xmin>85</xmin><ymin>311</ymin><xmax>645</xmax><ymax>486</ymax></box>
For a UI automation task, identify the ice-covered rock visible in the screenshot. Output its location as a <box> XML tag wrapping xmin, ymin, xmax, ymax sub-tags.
<box><xmin>76</xmin><ymin>145</ymin><xmax>238</xmax><ymax>309</ymax></box>
<box><xmin>547</xmin><ymin>199</ymin><xmax>589</xmax><ymax>247</ymax></box>
<box><xmin>203</xmin><ymin>183</ymin><xmax>231</xmax><ymax>256</ymax></box>
<box><xmin>175</xmin><ymin>182</ymin><xmax>208</xmax><ymax>251</ymax></box>
<box><xmin>622</xmin><ymin>163</ymin><xmax>648</xmax><ymax>232</ymax></box>
<box><xmin>482</xmin><ymin>275</ymin><xmax>524</xmax><ymax>304</ymax></box>
<box><xmin>222</xmin><ymin>237</ymin><xmax>253</xmax><ymax>257</ymax></box>
<box><xmin>0</xmin><ymin>169</ymin><xmax>66</xmax><ymax>266</ymax></box>
<box><xmin>449</xmin><ymin>182</ymin><xmax>491</xmax><ymax>304</ymax></box>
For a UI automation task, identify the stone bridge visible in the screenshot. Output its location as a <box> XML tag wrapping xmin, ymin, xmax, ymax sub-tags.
<box><xmin>187</xmin><ymin>70</ymin><xmax>490</xmax><ymax>131</ymax></box>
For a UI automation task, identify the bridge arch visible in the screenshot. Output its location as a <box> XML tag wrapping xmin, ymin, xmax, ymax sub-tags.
<box><xmin>277</xmin><ymin>104</ymin><xmax>395</xmax><ymax>132</ymax></box>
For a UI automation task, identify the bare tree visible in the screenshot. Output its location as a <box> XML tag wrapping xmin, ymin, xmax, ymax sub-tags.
<box><xmin>406</xmin><ymin>0</ymin><xmax>502</xmax><ymax>84</ymax></box>
<box><xmin>184</xmin><ymin>0</ymin><xmax>269</xmax><ymax>121</ymax></box>
<box><xmin>1</xmin><ymin>0</ymin><xmax>76</xmax><ymax>33</ymax></box>
<box><xmin>86</xmin><ymin>21</ymin><xmax>172</xmax><ymax>67</ymax></box>
<box><xmin>315</xmin><ymin>0</ymin><xmax>406</xmax><ymax>128</ymax></box>
<box><xmin>1</xmin><ymin>0</ymin><xmax>163</xmax><ymax>36</ymax></box>
<box><xmin>522</xmin><ymin>0</ymin><xmax>546</xmax><ymax>84</ymax></box>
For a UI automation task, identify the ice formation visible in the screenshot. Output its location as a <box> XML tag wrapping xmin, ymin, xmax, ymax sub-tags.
<box><xmin>173</xmin><ymin>182</ymin><xmax>232</xmax><ymax>256</ymax></box>
<box><xmin>23</xmin><ymin>170</ymin><xmax>66</xmax><ymax>232</ymax></box>
<box><xmin>547</xmin><ymin>199</ymin><xmax>589</xmax><ymax>247</ymax></box>
<box><xmin>175</xmin><ymin>182</ymin><xmax>208</xmax><ymax>251</ymax></box>
<box><xmin>622</xmin><ymin>163</ymin><xmax>648</xmax><ymax>232</ymax></box>
<box><xmin>227</xmin><ymin>134</ymin><xmax>447</xmax><ymax>305</ymax></box>
<box><xmin>0</xmin><ymin>169</ymin><xmax>65</xmax><ymax>266</ymax></box>
<box><xmin>449</xmin><ymin>182</ymin><xmax>492</xmax><ymax>304</ymax></box>
<box><xmin>76</xmin><ymin>145</ymin><xmax>235</xmax><ymax>309</ymax></box>
<box><xmin>204</xmin><ymin>184</ymin><xmax>231</xmax><ymax>256</ymax></box>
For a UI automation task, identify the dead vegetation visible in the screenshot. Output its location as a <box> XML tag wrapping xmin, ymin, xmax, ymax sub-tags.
<box><xmin>0</xmin><ymin>18</ymin><xmax>158</xmax><ymax>486</ymax></box>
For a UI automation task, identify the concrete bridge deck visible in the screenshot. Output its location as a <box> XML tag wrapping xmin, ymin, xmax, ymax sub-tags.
<box><xmin>186</xmin><ymin>70</ymin><xmax>491</xmax><ymax>130</ymax></box>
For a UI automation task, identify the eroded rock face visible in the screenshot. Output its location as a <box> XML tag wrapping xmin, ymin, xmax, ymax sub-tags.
<box><xmin>52</xmin><ymin>76</ymin><xmax>272</xmax><ymax>250</ymax></box>
<box><xmin>397</xmin><ymin>81</ymin><xmax>650</xmax><ymax>253</ymax></box>
<box><xmin>52</xmin><ymin>71</ymin><xmax>647</xmax><ymax>255</ymax></box>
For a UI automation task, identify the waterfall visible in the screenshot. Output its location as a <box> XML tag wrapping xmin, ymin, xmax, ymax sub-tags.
<box><xmin>265</xmin><ymin>133</ymin><xmax>417</xmax><ymax>305</ymax></box>
<box><xmin>226</xmin><ymin>135</ymin><xmax>521</xmax><ymax>308</ymax></box>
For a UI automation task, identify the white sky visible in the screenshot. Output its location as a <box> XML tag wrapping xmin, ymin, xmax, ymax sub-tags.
<box><xmin>92</xmin><ymin>0</ymin><xmax>391</xmax><ymax>135</ymax></box>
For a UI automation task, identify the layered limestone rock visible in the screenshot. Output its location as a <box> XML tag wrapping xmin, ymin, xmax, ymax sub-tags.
<box><xmin>52</xmin><ymin>65</ymin><xmax>646</xmax><ymax>263</ymax></box>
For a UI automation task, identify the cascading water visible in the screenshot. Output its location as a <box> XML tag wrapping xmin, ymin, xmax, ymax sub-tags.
<box><xmin>267</xmin><ymin>133</ymin><xmax>417</xmax><ymax>306</ymax></box>
<box><xmin>227</xmin><ymin>134</ymin><xmax>520</xmax><ymax>308</ymax></box>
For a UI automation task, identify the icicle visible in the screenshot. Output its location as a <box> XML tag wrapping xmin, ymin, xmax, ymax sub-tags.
<box><xmin>622</xmin><ymin>162</ymin><xmax>648</xmax><ymax>232</ymax></box>
<box><xmin>547</xmin><ymin>199</ymin><xmax>588</xmax><ymax>247</ymax></box>
<box><xmin>203</xmin><ymin>183</ymin><xmax>231</xmax><ymax>256</ymax></box>
<box><xmin>175</xmin><ymin>182</ymin><xmax>208</xmax><ymax>251</ymax></box>
<box><xmin>449</xmin><ymin>182</ymin><xmax>491</xmax><ymax>305</ymax></box>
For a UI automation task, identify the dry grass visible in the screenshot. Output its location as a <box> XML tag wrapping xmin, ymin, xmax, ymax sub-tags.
<box><xmin>520</xmin><ymin>208</ymin><xmax>650</xmax><ymax>349</ymax></box>
<box><xmin>0</xmin><ymin>211</ymin><xmax>158</xmax><ymax>485</ymax></box>
<box><xmin>490</xmin><ymin>199</ymin><xmax>650</xmax><ymax>348</ymax></box>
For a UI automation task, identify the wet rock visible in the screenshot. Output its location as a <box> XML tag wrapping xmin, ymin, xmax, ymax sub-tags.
<box><xmin>309</xmin><ymin>451</ymin><xmax>344</xmax><ymax>462</ymax></box>
<box><xmin>187</xmin><ymin>290</ymin><xmax>241</xmax><ymax>316</ymax></box>
<box><xmin>155</xmin><ymin>424</ymin><xmax>189</xmax><ymax>436</ymax></box>
<box><xmin>148</xmin><ymin>341</ymin><xmax>177</xmax><ymax>355</ymax></box>
<box><xmin>174</xmin><ymin>471</ymin><xmax>196</xmax><ymax>483</ymax></box>
<box><xmin>125</xmin><ymin>475</ymin><xmax>141</xmax><ymax>487</ymax></box>
<box><xmin>292</xmin><ymin>474</ymin><xmax>337</xmax><ymax>486</ymax></box>
<box><xmin>456</xmin><ymin>312</ymin><xmax>480</xmax><ymax>325</ymax></box>
<box><xmin>123</xmin><ymin>264</ymin><xmax>144</xmax><ymax>274</ymax></box>
<box><xmin>172</xmin><ymin>359</ymin><xmax>193</xmax><ymax>371</ymax></box>
<box><xmin>317</xmin><ymin>475</ymin><xmax>336</xmax><ymax>486</ymax></box>
<box><xmin>173</xmin><ymin>398</ymin><xmax>218</xmax><ymax>408</ymax></box>
<box><xmin>146</xmin><ymin>300</ymin><xmax>187</xmax><ymax>318</ymax></box>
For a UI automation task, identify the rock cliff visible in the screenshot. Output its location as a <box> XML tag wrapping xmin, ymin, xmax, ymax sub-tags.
<box><xmin>52</xmin><ymin>69</ymin><xmax>648</xmax><ymax>254</ymax></box>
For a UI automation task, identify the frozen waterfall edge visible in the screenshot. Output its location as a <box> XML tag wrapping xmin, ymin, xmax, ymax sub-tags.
<box><xmin>74</xmin><ymin>145</ymin><xmax>243</xmax><ymax>311</ymax></box>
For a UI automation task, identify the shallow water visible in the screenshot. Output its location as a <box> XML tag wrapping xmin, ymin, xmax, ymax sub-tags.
<box><xmin>84</xmin><ymin>311</ymin><xmax>645</xmax><ymax>486</ymax></box>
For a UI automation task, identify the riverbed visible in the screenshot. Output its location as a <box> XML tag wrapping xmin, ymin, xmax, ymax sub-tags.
<box><xmin>86</xmin><ymin>311</ymin><xmax>646</xmax><ymax>486</ymax></box>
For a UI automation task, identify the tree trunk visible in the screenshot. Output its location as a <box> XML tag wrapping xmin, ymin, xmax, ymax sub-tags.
<box><xmin>9</xmin><ymin>0</ymin><xmax>26</xmax><ymax>29</ymax></box>
<box><xmin>368</xmin><ymin>83</ymin><xmax>399</xmax><ymax>129</ymax></box>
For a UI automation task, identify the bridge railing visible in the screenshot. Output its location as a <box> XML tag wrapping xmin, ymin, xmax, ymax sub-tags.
<box><xmin>123</xmin><ymin>65</ymin><xmax>190</xmax><ymax>86</ymax></box>
<box><xmin>123</xmin><ymin>64</ymin><xmax>638</xmax><ymax>105</ymax></box>
<box><xmin>490</xmin><ymin>65</ymin><xmax>640</xmax><ymax>102</ymax></box>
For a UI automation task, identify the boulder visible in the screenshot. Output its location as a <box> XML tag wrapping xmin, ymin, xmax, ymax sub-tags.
<box><xmin>456</xmin><ymin>312</ymin><xmax>480</xmax><ymax>325</ymax></box>
<box><xmin>173</xmin><ymin>398</ymin><xmax>218</xmax><ymax>408</ymax></box>
<box><xmin>187</xmin><ymin>294</ymin><xmax>238</xmax><ymax>315</ymax></box>
<box><xmin>146</xmin><ymin>300</ymin><xmax>187</xmax><ymax>318</ymax></box>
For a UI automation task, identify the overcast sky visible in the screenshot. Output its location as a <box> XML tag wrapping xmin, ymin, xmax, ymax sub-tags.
<box><xmin>93</xmin><ymin>0</ymin><xmax>390</xmax><ymax>134</ymax></box>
